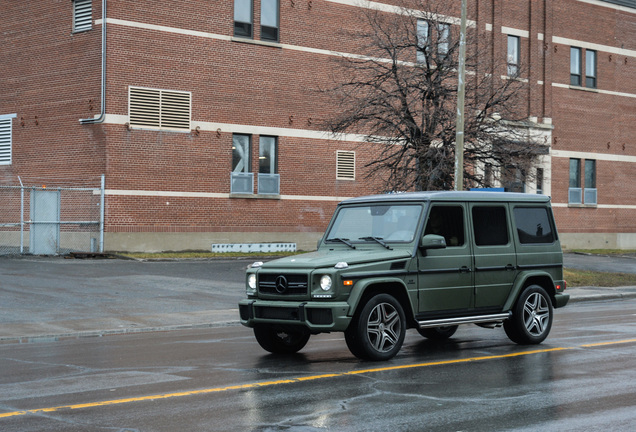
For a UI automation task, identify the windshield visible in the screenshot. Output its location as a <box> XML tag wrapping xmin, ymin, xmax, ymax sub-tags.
<box><xmin>325</xmin><ymin>204</ymin><xmax>423</xmax><ymax>244</ymax></box>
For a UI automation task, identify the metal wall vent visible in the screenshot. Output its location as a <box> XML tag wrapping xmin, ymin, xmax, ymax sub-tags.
<box><xmin>336</xmin><ymin>150</ymin><xmax>355</xmax><ymax>180</ymax></box>
<box><xmin>73</xmin><ymin>0</ymin><xmax>93</xmax><ymax>32</ymax></box>
<box><xmin>129</xmin><ymin>87</ymin><xmax>191</xmax><ymax>131</ymax></box>
<box><xmin>0</xmin><ymin>117</ymin><xmax>13</xmax><ymax>164</ymax></box>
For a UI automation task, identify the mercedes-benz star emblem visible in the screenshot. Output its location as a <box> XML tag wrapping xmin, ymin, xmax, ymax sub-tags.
<box><xmin>275</xmin><ymin>275</ymin><xmax>288</xmax><ymax>294</ymax></box>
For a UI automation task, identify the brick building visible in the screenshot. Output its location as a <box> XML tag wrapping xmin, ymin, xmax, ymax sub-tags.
<box><xmin>1</xmin><ymin>0</ymin><xmax>635</xmax><ymax>252</ymax></box>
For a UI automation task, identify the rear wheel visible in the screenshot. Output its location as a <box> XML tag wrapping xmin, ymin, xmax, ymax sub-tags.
<box><xmin>417</xmin><ymin>325</ymin><xmax>458</xmax><ymax>340</ymax></box>
<box><xmin>504</xmin><ymin>285</ymin><xmax>553</xmax><ymax>344</ymax></box>
<box><xmin>345</xmin><ymin>293</ymin><xmax>406</xmax><ymax>361</ymax></box>
<box><xmin>253</xmin><ymin>325</ymin><xmax>310</xmax><ymax>354</ymax></box>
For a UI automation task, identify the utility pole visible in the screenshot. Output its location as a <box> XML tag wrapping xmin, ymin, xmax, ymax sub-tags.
<box><xmin>454</xmin><ymin>0</ymin><xmax>468</xmax><ymax>191</ymax></box>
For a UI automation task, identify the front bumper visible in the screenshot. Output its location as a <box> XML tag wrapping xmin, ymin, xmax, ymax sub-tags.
<box><xmin>238</xmin><ymin>299</ymin><xmax>352</xmax><ymax>332</ymax></box>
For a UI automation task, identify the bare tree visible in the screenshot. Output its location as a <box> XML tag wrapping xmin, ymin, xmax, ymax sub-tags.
<box><xmin>325</xmin><ymin>0</ymin><xmax>546</xmax><ymax>192</ymax></box>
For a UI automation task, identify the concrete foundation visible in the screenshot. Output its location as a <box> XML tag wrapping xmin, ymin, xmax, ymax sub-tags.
<box><xmin>560</xmin><ymin>233</ymin><xmax>636</xmax><ymax>250</ymax></box>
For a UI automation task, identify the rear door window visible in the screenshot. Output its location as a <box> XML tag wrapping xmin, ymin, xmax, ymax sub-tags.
<box><xmin>472</xmin><ymin>206</ymin><xmax>509</xmax><ymax>246</ymax></box>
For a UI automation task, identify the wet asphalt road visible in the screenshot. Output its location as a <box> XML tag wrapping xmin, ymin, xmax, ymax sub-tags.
<box><xmin>1</xmin><ymin>300</ymin><xmax>635</xmax><ymax>431</ymax></box>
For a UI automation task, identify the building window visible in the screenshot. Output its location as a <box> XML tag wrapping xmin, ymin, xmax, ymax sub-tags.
<box><xmin>234</xmin><ymin>0</ymin><xmax>253</xmax><ymax>38</ymax></box>
<box><xmin>569</xmin><ymin>158</ymin><xmax>597</xmax><ymax>205</ymax></box>
<box><xmin>503</xmin><ymin>166</ymin><xmax>525</xmax><ymax>193</ymax></box>
<box><xmin>584</xmin><ymin>159</ymin><xmax>597</xmax><ymax>205</ymax></box>
<box><xmin>586</xmin><ymin>50</ymin><xmax>597</xmax><ymax>88</ymax></box>
<box><xmin>416</xmin><ymin>20</ymin><xmax>430</xmax><ymax>63</ymax></box>
<box><xmin>570</xmin><ymin>47</ymin><xmax>582</xmax><ymax>86</ymax></box>
<box><xmin>536</xmin><ymin>168</ymin><xmax>544</xmax><ymax>194</ymax></box>
<box><xmin>0</xmin><ymin>114</ymin><xmax>17</xmax><ymax>165</ymax></box>
<box><xmin>568</xmin><ymin>158</ymin><xmax>582</xmax><ymax>204</ymax></box>
<box><xmin>484</xmin><ymin>163</ymin><xmax>493</xmax><ymax>188</ymax></box>
<box><xmin>507</xmin><ymin>35</ymin><xmax>520</xmax><ymax>77</ymax></box>
<box><xmin>437</xmin><ymin>23</ymin><xmax>450</xmax><ymax>57</ymax></box>
<box><xmin>128</xmin><ymin>87</ymin><xmax>191</xmax><ymax>131</ymax></box>
<box><xmin>232</xmin><ymin>134</ymin><xmax>254</xmax><ymax>194</ymax></box>
<box><xmin>336</xmin><ymin>151</ymin><xmax>355</xmax><ymax>180</ymax></box>
<box><xmin>73</xmin><ymin>0</ymin><xmax>92</xmax><ymax>33</ymax></box>
<box><xmin>258</xmin><ymin>136</ymin><xmax>279</xmax><ymax>194</ymax></box>
<box><xmin>261</xmin><ymin>0</ymin><xmax>279</xmax><ymax>42</ymax></box>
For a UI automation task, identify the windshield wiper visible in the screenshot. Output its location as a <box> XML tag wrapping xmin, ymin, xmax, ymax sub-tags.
<box><xmin>359</xmin><ymin>236</ymin><xmax>392</xmax><ymax>250</ymax></box>
<box><xmin>326</xmin><ymin>237</ymin><xmax>356</xmax><ymax>249</ymax></box>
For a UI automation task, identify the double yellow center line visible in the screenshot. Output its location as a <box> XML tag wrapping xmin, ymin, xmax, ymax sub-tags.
<box><xmin>2</xmin><ymin>338</ymin><xmax>635</xmax><ymax>419</ymax></box>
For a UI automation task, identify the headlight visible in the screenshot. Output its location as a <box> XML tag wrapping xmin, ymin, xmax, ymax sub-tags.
<box><xmin>320</xmin><ymin>275</ymin><xmax>332</xmax><ymax>291</ymax></box>
<box><xmin>248</xmin><ymin>274</ymin><xmax>257</xmax><ymax>290</ymax></box>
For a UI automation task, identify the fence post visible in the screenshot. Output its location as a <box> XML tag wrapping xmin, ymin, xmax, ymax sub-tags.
<box><xmin>100</xmin><ymin>174</ymin><xmax>105</xmax><ymax>253</ymax></box>
<box><xmin>18</xmin><ymin>176</ymin><xmax>24</xmax><ymax>253</ymax></box>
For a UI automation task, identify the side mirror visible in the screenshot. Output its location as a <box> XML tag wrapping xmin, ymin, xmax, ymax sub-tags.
<box><xmin>420</xmin><ymin>234</ymin><xmax>447</xmax><ymax>250</ymax></box>
<box><xmin>316</xmin><ymin>236</ymin><xmax>323</xmax><ymax>250</ymax></box>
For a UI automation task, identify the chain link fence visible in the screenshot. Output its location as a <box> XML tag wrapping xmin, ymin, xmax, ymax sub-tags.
<box><xmin>0</xmin><ymin>176</ymin><xmax>104</xmax><ymax>255</ymax></box>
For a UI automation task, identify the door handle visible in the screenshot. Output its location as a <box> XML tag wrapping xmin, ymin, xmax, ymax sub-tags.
<box><xmin>505</xmin><ymin>264</ymin><xmax>516</xmax><ymax>271</ymax></box>
<box><xmin>459</xmin><ymin>266</ymin><xmax>471</xmax><ymax>273</ymax></box>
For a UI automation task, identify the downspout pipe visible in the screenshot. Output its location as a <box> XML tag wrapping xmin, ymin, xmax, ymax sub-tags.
<box><xmin>80</xmin><ymin>0</ymin><xmax>107</xmax><ymax>124</ymax></box>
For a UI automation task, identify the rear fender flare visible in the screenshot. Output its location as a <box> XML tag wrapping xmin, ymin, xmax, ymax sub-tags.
<box><xmin>504</xmin><ymin>271</ymin><xmax>557</xmax><ymax>310</ymax></box>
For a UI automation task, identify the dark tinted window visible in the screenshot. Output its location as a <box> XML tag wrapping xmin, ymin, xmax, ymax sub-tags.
<box><xmin>472</xmin><ymin>206</ymin><xmax>509</xmax><ymax>246</ymax></box>
<box><xmin>513</xmin><ymin>207</ymin><xmax>555</xmax><ymax>244</ymax></box>
<box><xmin>424</xmin><ymin>206</ymin><xmax>465</xmax><ymax>247</ymax></box>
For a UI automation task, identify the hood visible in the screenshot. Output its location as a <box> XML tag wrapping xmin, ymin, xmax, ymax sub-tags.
<box><xmin>259</xmin><ymin>248</ymin><xmax>413</xmax><ymax>270</ymax></box>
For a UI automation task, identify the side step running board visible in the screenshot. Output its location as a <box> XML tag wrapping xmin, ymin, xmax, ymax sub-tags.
<box><xmin>418</xmin><ymin>312</ymin><xmax>511</xmax><ymax>329</ymax></box>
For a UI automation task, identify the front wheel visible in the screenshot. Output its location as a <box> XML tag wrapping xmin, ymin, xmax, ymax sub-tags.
<box><xmin>504</xmin><ymin>285</ymin><xmax>553</xmax><ymax>344</ymax></box>
<box><xmin>253</xmin><ymin>325</ymin><xmax>310</xmax><ymax>354</ymax></box>
<box><xmin>345</xmin><ymin>294</ymin><xmax>406</xmax><ymax>361</ymax></box>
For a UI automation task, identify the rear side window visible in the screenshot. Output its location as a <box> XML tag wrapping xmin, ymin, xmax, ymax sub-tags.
<box><xmin>472</xmin><ymin>206</ymin><xmax>509</xmax><ymax>246</ymax></box>
<box><xmin>513</xmin><ymin>207</ymin><xmax>555</xmax><ymax>244</ymax></box>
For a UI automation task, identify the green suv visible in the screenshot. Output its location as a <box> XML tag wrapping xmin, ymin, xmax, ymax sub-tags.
<box><xmin>239</xmin><ymin>191</ymin><xmax>569</xmax><ymax>361</ymax></box>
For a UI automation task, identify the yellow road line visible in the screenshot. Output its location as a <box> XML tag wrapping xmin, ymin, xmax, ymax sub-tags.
<box><xmin>1</xmin><ymin>338</ymin><xmax>635</xmax><ymax>419</ymax></box>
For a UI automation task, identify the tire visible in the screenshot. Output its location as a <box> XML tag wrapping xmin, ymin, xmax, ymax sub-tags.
<box><xmin>504</xmin><ymin>285</ymin><xmax>553</xmax><ymax>345</ymax></box>
<box><xmin>344</xmin><ymin>294</ymin><xmax>406</xmax><ymax>361</ymax></box>
<box><xmin>417</xmin><ymin>325</ymin><xmax>458</xmax><ymax>340</ymax></box>
<box><xmin>253</xmin><ymin>325</ymin><xmax>310</xmax><ymax>354</ymax></box>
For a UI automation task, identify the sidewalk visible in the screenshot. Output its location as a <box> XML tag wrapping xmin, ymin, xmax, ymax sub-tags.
<box><xmin>1</xmin><ymin>284</ymin><xmax>635</xmax><ymax>345</ymax></box>
<box><xmin>1</xmin><ymin>255</ymin><xmax>636</xmax><ymax>344</ymax></box>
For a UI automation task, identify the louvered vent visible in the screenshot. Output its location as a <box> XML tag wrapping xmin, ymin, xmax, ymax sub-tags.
<box><xmin>336</xmin><ymin>150</ymin><xmax>355</xmax><ymax>180</ymax></box>
<box><xmin>0</xmin><ymin>118</ymin><xmax>12</xmax><ymax>164</ymax></box>
<box><xmin>73</xmin><ymin>0</ymin><xmax>93</xmax><ymax>32</ymax></box>
<box><xmin>129</xmin><ymin>87</ymin><xmax>191</xmax><ymax>131</ymax></box>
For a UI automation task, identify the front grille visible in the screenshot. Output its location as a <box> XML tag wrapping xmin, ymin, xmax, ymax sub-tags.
<box><xmin>258</xmin><ymin>273</ymin><xmax>309</xmax><ymax>296</ymax></box>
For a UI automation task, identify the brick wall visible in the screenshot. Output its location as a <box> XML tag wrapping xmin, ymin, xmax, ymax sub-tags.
<box><xmin>2</xmin><ymin>0</ymin><xmax>635</xmax><ymax>250</ymax></box>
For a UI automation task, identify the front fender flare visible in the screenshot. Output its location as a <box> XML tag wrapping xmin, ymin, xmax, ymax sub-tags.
<box><xmin>346</xmin><ymin>277</ymin><xmax>412</xmax><ymax>317</ymax></box>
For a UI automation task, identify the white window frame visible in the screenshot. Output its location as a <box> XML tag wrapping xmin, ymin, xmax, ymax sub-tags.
<box><xmin>0</xmin><ymin>114</ymin><xmax>17</xmax><ymax>165</ymax></box>
<box><xmin>73</xmin><ymin>0</ymin><xmax>93</xmax><ymax>33</ymax></box>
